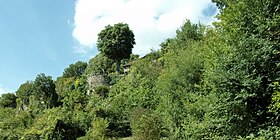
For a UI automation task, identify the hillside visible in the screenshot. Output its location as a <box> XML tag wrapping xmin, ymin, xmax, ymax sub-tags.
<box><xmin>0</xmin><ymin>0</ymin><xmax>280</xmax><ymax>139</ymax></box>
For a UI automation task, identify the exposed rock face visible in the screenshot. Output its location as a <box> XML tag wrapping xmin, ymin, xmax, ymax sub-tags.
<box><xmin>87</xmin><ymin>75</ymin><xmax>107</xmax><ymax>95</ymax></box>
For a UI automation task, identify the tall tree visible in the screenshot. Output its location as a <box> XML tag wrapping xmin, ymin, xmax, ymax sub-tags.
<box><xmin>97</xmin><ymin>23</ymin><xmax>135</xmax><ymax>73</ymax></box>
<box><xmin>33</xmin><ymin>73</ymin><xmax>58</xmax><ymax>109</ymax></box>
<box><xmin>16</xmin><ymin>81</ymin><xmax>33</xmax><ymax>106</ymax></box>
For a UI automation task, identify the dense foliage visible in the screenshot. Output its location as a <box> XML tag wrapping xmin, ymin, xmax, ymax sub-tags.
<box><xmin>62</xmin><ymin>61</ymin><xmax>88</xmax><ymax>78</ymax></box>
<box><xmin>0</xmin><ymin>1</ymin><xmax>279</xmax><ymax>139</ymax></box>
<box><xmin>97</xmin><ymin>23</ymin><xmax>135</xmax><ymax>73</ymax></box>
<box><xmin>0</xmin><ymin>93</ymin><xmax>17</xmax><ymax>108</ymax></box>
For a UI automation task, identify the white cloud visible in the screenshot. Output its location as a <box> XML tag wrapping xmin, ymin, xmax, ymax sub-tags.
<box><xmin>73</xmin><ymin>0</ymin><xmax>217</xmax><ymax>56</ymax></box>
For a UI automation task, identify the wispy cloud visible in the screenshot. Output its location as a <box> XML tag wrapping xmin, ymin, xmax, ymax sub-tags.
<box><xmin>72</xmin><ymin>0</ymin><xmax>217</xmax><ymax>56</ymax></box>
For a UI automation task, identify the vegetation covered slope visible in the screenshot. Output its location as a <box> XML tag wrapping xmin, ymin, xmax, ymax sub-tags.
<box><xmin>0</xmin><ymin>0</ymin><xmax>279</xmax><ymax>139</ymax></box>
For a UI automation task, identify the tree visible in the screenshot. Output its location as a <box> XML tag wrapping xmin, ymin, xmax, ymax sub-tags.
<box><xmin>16</xmin><ymin>81</ymin><xmax>33</xmax><ymax>106</ymax></box>
<box><xmin>0</xmin><ymin>93</ymin><xmax>17</xmax><ymax>108</ymax></box>
<box><xmin>84</xmin><ymin>53</ymin><xmax>115</xmax><ymax>76</ymax></box>
<box><xmin>210</xmin><ymin>0</ymin><xmax>280</xmax><ymax>136</ymax></box>
<box><xmin>176</xmin><ymin>20</ymin><xmax>205</xmax><ymax>42</ymax></box>
<box><xmin>97</xmin><ymin>23</ymin><xmax>135</xmax><ymax>73</ymax></box>
<box><xmin>32</xmin><ymin>73</ymin><xmax>58</xmax><ymax>109</ymax></box>
<box><xmin>58</xmin><ymin>77</ymin><xmax>89</xmax><ymax>110</ymax></box>
<box><xmin>62</xmin><ymin>61</ymin><xmax>87</xmax><ymax>78</ymax></box>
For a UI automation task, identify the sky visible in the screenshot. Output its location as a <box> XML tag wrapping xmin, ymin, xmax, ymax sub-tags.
<box><xmin>0</xmin><ymin>0</ymin><xmax>217</xmax><ymax>94</ymax></box>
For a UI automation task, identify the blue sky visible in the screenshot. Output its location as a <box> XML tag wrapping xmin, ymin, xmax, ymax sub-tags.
<box><xmin>0</xmin><ymin>0</ymin><xmax>95</xmax><ymax>93</ymax></box>
<box><xmin>0</xmin><ymin>0</ymin><xmax>217</xmax><ymax>94</ymax></box>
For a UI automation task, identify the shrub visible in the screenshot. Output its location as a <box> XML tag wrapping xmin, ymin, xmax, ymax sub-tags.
<box><xmin>81</xmin><ymin>117</ymin><xmax>109</xmax><ymax>140</ymax></box>
<box><xmin>130</xmin><ymin>107</ymin><xmax>162</xmax><ymax>140</ymax></box>
<box><xmin>95</xmin><ymin>86</ymin><xmax>110</xmax><ymax>98</ymax></box>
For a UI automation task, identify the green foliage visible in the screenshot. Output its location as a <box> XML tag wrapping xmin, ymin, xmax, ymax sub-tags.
<box><xmin>269</xmin><ymin>82</ymin><xmax>280</xmax><ymax>115</ymax></box>
<box><xmin>128</xmin><ymin>54</ymin><xmax>140</xmax><ymax>61</ymax></box>
<box><xmin>55</xmin><ymin>77</ymin><xmax>76</xmax><ymax>100</ymax></box>
<box><xmin>16</xmin><ymin>81</ymin><xmax>33</xmax><ymax>106</ymax></box>
<box><xmin>130</xmin><ymin>107</ymin><xmax>162</xmax><ymax>140</ymax></box>
<box><xmin>240</xmin><ymin>126</ymin><xmax>280</xmax><ymax>140</ymax></box>
<box><xmin>210</xmin><ymin>0</ymin><xmax>280</xmax><ymax>136</ymax></box>
<box><xmin>22</xmin><ymin>108</ymin><xmax>85</xmax><ymax>140</ymax></box>
<box><xmin>56</xmin><ymin>63</ymin><xmax>89</xmax><ymax>109</ymax></box>
<box><xmin>63</xmin><ymin>89</ymin><xmax>88</xmax><ymax>110</ymax></box>
<box><xmin>97</xmin><ymin>23</ymin><xmax>135</xmax><ymax>61</ymax></box>
<box><xmin>82</xmin><ymin>117</ymin><xmax>109</xmax><ymax>140</ymax></box>
<box><xmin>84</xmin><ymin>94</ymin><xmax>132</xmax><ymax>138</ymax></box>
<box><xmin>218</xmin><ymin>0</ymin><xmax>280</xmax><ymax>41</ymax></box>
<box><xmin>212</xmin><ymin>0</ymin><xmax>228</xmax><ymax>9</ymax></box>
<box><xmin>176</xmin><ymin>19</ymin><xmax>205</xmax><ymax>42</ymax></box>
<box><xmin>0</xmin><ymin>108</ymin><xmax>33</xmax><ymax>139</ymax></box>
<box><xmin>32</xmin><ymin>73</ymin><xmax>58</xmax><ymax>110</ymax></box>
<box><xmin>0</xmin><ymin>93</ymin><xmax>17</xmax><ymax>108</ymax></box>
<box><xmin>62</xmin><ymin>61</ymin><xmax>87</xmax><ymax>78</ymax></box>
<box><xmin>94</xmin><ymin>85</ymin><xmax>110</xmax><ymax>98</ymax></box>
<box><xmin>109</xmin><ymin>52</ymin><xmax>162</xmax><ymax>113</ymax></box>
<box><xmin>2</xmin><ymin>1</ymin><xmax>279</xmax><ymax>139</ymax></box>
<box><xmin>60</xmin><ymin>77</ymin><xmax>89</xmax><ymax>110</ymax></box>
<box><xmin>155</xmin><ymin>21</ymin><xmax>207</xmax><ymax>139</ymax></box>
<box><xmin>55</xmin><ymin>76</ymin><xmax>88</xmax><ymax>108</ymax></box>
<box><xmin>97</xmin><ymin>23</ymin><xmax>135</xmax><ymax>73</ymax></box>
<box><xmin>84</xmin><ymin>53</ymin><xmax>115</xmax><ymax>75</ymax></box>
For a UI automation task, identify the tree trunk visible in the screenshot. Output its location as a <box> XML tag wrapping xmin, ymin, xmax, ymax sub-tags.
<box><xmin>116</xmin><ymin>60</ymin><xmax>121</xmax><ymax>74</ymax></box>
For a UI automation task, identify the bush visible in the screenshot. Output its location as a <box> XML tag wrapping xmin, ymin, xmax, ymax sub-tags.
<box><xmin>0</xmin><ymin>108</ymin><xmax>34</xmax><ymax>140</ymax></box>
<box><xmin>22</xmin><ymin>108</ymin><xmax>85</xmax><ymax>140</ymax></box>
<box><xmin>130</xmin><ymin>107</ymin><xmax>162</xmax><ymax>140</ymax></box>
<box><xmin>95</xmin><ymin>86</ymin><xmax>110</xmax><ymax>98</ymax></box>
<box><xmin>81</xmin><ymin>117</ymin><xmax>109</xmax><ymax>140</ymax></box>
